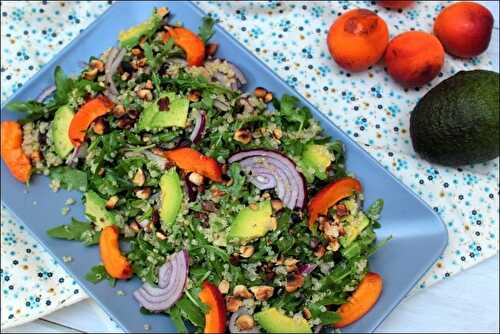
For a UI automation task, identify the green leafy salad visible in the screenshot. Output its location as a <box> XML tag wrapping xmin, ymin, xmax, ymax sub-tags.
<box><xmin>3</xmin><ymin>7</ymin><xmax>387</xmax><ymax>333</ymax></box>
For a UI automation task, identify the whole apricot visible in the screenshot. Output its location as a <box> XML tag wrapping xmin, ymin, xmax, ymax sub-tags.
<box><xmin>378</xmin><ymin>1</ymin><xmax>414</xmax><ymax>9</ymax></box>
<box><xmin>327</xmin><ymin>9</ymin><xmax>389</xmax><ymax>72</ymax></box>
<box><xmin>385</xmin><ymin>31</ymin><xmax>445</xmax><ymax>87</ymax></box>
<box><xmin>434</xmin><ymin>2</ymin><xmax>493</xmax><ymax>58</ymax></box>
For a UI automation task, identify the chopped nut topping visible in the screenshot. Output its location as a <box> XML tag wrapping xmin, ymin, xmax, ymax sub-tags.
<box><xmin>135</xmin><ymin>187</ymin><xmax>151</xmax><ymax>200</ymax></box>
<box><xmin>105</xmin><ymin>196</ymin><xmax>119</xmax><ymax>209</ymax></box>
<box><xmin>239</xmin><ymin>245</ymin><xmax>255</xmax><ymax>258</ymax></box>
<box><xmin>156</xmin><ymin>7</ymin><xmax>169</xmax><ymax>17</ymax></box>
<box><xmin>249</xmin><ymin>203</ymin><xmax>258</xmax><ymax>210</ymax></box>
<box><xmin>286</xmin><ymin>273</ymin><xmax>305</xmax><ymax>293</ymax></box>
<box><xmin>225</xmin><ymin>296</ymin><xmax>242</xmax><ymax>312</ymax></box>
<box><xmin>284</xmin><ymin>258</ymin><xmax>299</xmax><ymax>273</ymax></box>
<box><xmin>90</xmin><ymin>59</ymin><xmax>104</xmax><ymax>72</ymax></box>
<box><xmin>137</xmin><ymin>89</ymin><xmax>153</xmax><ymax>101</ymax></box>
<box><xmin>188</xmin><ymin>172</ymin><xmax>204</xmax><ymax>186</ymax></box>
<box><xmin>187</xmin><ymin>90</ymin><xmax>201</xmax><ymax>102</ymax></box>
<box><xmin>112</xmin><ymin>104</ymin><xmax>127</xmax><ymax>118</ymax></box>
<box><xmin>129</xmin><ymin>221</ymin><xmax>140</xmax><ymax>232</ymax></box>
<box><xmin>327</xmin><ymin>238</ymin><xmax>340</xmax><ymax>252</ymax></box>
<box><xmin>273</xmin><ymin>128</ymin><xmax>283</xmax><ymax>140</ymax></box>
<box><xmin>250</xmin><ymin>286</ymin><xmax>274</xmax><ymax>301</ymax></box>
<box><xmin>156</xmin><ymin>231</ymin><xmax>167</xmax><ymax>240</ymax></box>
<box><xmin>206</xmin><ymin>43</ymin><xmax>218</xmax><ymax>57</ymax></box>
<box><xmin>303</xmin><ymin>308</ymin><xmax>312</xmax><ymax>320</ymax></box>
<box><xmin>271</xmin><ymin>199</ymin><xmax>283</xmax><ymax>211</ymax></box>
<box><xmin>30</xmin><ymin>150</ymin><xmax>42</xmax><ymax>162</ymax></box>
<box><xmin>324</xmin><ymin>221</ymin><xmax>340</xmax><ymax>239</ymax></box>
<box><xmin>218</xmin><ymin>280</ymin><xmax>230</xmax><ymax>294</ymax></box>
<box><xmin>92</xmin><ymin>118</ymin><xmax>108</xmax><ymax>135</ymax></box>
<box><xmin>211</xmin><ymin>188</ymin><xmax>225</xmax><ymax>198</ymax></box>
<box><xmin>234</xmin><ymin>128</ymin><xmax>252</xmax><ymax>144</ymax></box>
<box><xmin>116</xmin><ymin>116</ymin><xmax>135</xmax><ymax>129</ymax></box>
<box><xmin>269</xmin><ymin>217</ymin><xmax>278</xmax><ymax>231</ymax></box>
<box><xmin>235</xmin><ymin>314</ymin><xmax>255</xmax><ymax>331</ymax></box>
<box><xmin>121</xmin><ymin>72</ymin><xmax>130</xmax><ymax>81</ymax></box>
<box><xmin>144</xmin><ymin>80</ymin><xmax>154</xmax><ymax>90</ymax></box>
<box><xmin>314</xmin><ymin>244</ymin><xmax>326</xmax><ymax>258</ymax></box>
<box><xmin>136</xmin><ymin>57</ymin><xmax>147</xmax><ymax>67</ymax></box>
<box><xmin>132</xmin><ymin>169</ymin><xmax>146</xmax><ymax>186</ymax></box>
<box><xmin>233</xmin><ymin>285</ymin><xmax>253</xmax><ymax>299</ymax></box>
<box><xmin>131</xmin><ymin>47</ymin><xmax>143</xmax><ymax>57</ymax></box>
<box><xmin>254</xmin><ymin>87</ymin><xmax>267</xmax><ymax>98</ymax></box>
<box><xmin>264</xmin><ymin>92</ymin><xmax>273</xmax><ymax>103</ymax></box>
<box><xmin>83</xmin><ymin>67</ymin><xmax>98</xmax><ymax>81</ymax></box>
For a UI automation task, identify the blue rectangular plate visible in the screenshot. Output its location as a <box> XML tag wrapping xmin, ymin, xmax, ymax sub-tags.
<box><xmin>0</xmin><ymin>1</ymin><xmax>447</xmax><ymax>333</ymax></box>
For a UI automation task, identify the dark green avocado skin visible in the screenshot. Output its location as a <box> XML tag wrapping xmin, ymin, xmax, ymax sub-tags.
<box><xmin>410</xmin><ymin>70</ymin><xmax>499</xmax><ymax>166</ymax></box>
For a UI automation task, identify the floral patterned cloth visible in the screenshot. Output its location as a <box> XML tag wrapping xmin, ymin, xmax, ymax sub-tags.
<box><xmin>1</xmin><ymin>0</ymin><xmax>498</xmax><ymax>329</ymax></box>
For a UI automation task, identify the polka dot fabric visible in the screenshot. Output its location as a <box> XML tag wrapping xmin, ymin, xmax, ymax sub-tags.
<box><xmin>0</xmin><ymin>0</ymin><xmax>498</xmax><ymax>328</ymax></box>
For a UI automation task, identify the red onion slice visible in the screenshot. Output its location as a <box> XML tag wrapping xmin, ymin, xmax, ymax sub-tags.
<box><xmin>36</xmin><ymin>85</ymin><xmax>56</xmax><ymax>103</ymax></box>
<box><xmin>231</xmin><ymin>150</ymin><xmax>306</xmax><ymax>209</ymax></box>
<box><xmin>189</xmin><ymin>109</ymin><xmax>206</xmax><ymax>144</ymax></box>
<box><xmin>298</xmin><ymin>263</ymin><xmax>317</xmax><ymax>275</ymax></box>
<box><xmin>105</xmin><ymin>47</ymin><xmax>125</xmax><ymax>96</ymax></box>
<box><xmin>133</xmin><ymin>250</ymin><xmax>189</xmax><ymax>312</ymax></box>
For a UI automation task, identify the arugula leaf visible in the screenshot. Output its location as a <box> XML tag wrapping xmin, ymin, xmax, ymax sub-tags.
<box><xmin>49</xmin><ymin>166</ymin><xmax>88</xmax><ymax>191</ymax></box>
<box><xmin>366</xmin><ymin>199</ymin><xmax>384</xmax><ymax>221</ymax></box>
<box><xmin>168</xmin><ymin>305</ymin><xmax>188</xmax><ymax>333</ymax></box>
<box><xmin>198</xmin><ymin>16</ymin><xmax>217</xmax><ymax>43</ymax></box>
<box><xmin>54</xmin><ymin>66</ymin><xmax>74</xmax><ymax>105</ymax></box>
<box><xmin>85</xmin><ymin>264</ymin><xmax>116</xmax><ymax>286</ymax></box>
<box><xmin>4</xmin><ymin>100</ymin><xmax>47</xmax><ymax>123</ymax></box>
<box><xmin>162</xmin><ymin>72</ymin><xmax>236</xmax><ymax>96</ymax></box>
<box><xmin>278</xmin><ymin>95</ymin><xmax>311</xmax><ymax>130</ymax></box>
<box><xmin>47</xmin><ymin>217</ymin><xmax>99</xmax><ymax>246</ymax></box>
<box><xmin>143</xmin><ymin>43</ymin><xmax>156</xmax><ymax>69</ymax></box>
<box><xmin>176</xmin><ymin>294</ymin><xmax>205</xmax><ymax>327</ymax></box>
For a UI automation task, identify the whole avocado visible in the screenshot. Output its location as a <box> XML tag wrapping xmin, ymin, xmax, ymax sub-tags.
<box><xmin>410</xmin><ymin>70</ymin><xmax>499</xmax><ymax>166</ymax></box>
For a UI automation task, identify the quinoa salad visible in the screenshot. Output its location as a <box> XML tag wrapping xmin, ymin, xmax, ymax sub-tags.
<box><xmin>1</xmin><ymin>7</ymin><xmax>387</xmax><ymax>333</ymax></box>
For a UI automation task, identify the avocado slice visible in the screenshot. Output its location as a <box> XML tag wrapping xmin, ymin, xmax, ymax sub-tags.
<box><xmin>85</xmin><ymin>191</ymin><xmax>116</xmax><ymax>230</ymax></box>
<box><xmin>255</xmin><ymin>308</ymin><xmax>312</xmax><ymax>334</ymax></box>
<box><xmin>410</xmin><ymin>70</ymin><xmax>499</xmax><ymax>166</ymax></box>
<box><xmin>340</xmin><ymin>212</ymin><xmax>370</xmax><ymax>247</ymax></box>
<box><xmin>299</xmin><ymin>144</ymin><xmax>333</xmax><ymax>182</ymax></box>
<box><xmin>159</xmin><ymin>169</ymin><xmax>183</xmax><ymax>229</ymax></box>
<box><xmin>118</xmin><ymin>9</ymin><xmax>165</xmax><ymax>49</ymax></box>
<box><xmin>52</xmin><ymin>105</ymin><xmax>74</xmax><ymax>158</ymax></box>
<box><xmin>227</xmin><ymin>201</ymin><xmax>273</xmax><ymax>244</ymax></box>
<box><xmin>137</xmin><ymin>92</ymin><xmax>189</xmax><ymax>131</ymax></box>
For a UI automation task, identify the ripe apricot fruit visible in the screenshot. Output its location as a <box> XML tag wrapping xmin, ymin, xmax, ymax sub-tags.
<box><xmin>327</xmin><ymin>9</ymin><xmax>389</xmax><ymax>72</ymax></box>
<box><xmin>385</xmin><ymin>31</ymin><xmax>445</xmax><ymax>87</ymax></box>
<box><xmin>434</xmin><ymin>1</ymin><xmax>493</xmax><ymax>58</ymax></box>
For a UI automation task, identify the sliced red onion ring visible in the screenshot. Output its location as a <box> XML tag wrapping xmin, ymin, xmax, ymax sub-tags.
<box><xmin>230</xmin><ymin>150</ymin><xmax>306</xmax><ymax>209</ymax></box>
<box><xmin>105</xmin><ymin>47</ymin><xmax>125</xmax><ymax>96</ymax></box>
<box><xmin>213</xmin><ymin>98</ymin><xmax>230</xmax><ymax>111</ymax></box>
<box><xmin>133</xmin><ymin>250</ymin><xmax>189</xmax><ymax>312</ymax></box>
<box><xmin>229</xmin><ymin>308</ymin><xmax>261</xmax><ymax>333</ymax></box>
<box><xmin>144</xmin><ymin>150</ymin><xmax>168</xmax><ymax>171</ymax></box>
<box><xmin>189</xmin><ymin>109</ymin><xmax>206</xmax><ymax>144</ymax></box>
<box><xmin>36</xmin><ymin>85</ymin><xmax>56</xmax><ymax>103</ymax></box>
<box><xmin>298</xmin><ymin>264</ymin><xmax>317</xmax><ymax>275</ymax></box>
<box><xmin>227</xmin><ymin>61</ymin><xmax>247</xmax><ymax>86</ymax></box>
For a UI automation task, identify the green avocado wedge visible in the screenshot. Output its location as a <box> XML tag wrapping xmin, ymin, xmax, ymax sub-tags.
<box><xmin>159</xmin><ymin>169</ymin><xmax>183</xmax><ymax>229</ymax></box>
<box><xmin>52</xmin><ymin>105</ymin><xmax>74</xmax><ymax>159</ymax></box>
<box><xmin>255</xmin><ymin>308</ymin><xmax>312</xmax><ymax>334</ymax></box>
<box><xmin>227</xmin><ymin>200</ymin><xmax>273</xmax><ymax>244</ymax></box>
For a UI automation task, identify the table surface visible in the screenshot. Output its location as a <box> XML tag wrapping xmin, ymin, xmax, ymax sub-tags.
<box><xmin>4</xmin><ymin>1</ymin><xmax>499</xmax><ymax>333</ymax></box>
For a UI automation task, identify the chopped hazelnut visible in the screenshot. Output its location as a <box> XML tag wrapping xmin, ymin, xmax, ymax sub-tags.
<box><xmin>327</xmin><ymin>238</ymin><xmax>340</xmax><ymax>252</ymax></box>
<box><xmin>131</xmin><ymin>48</ymin><xmax>143</xmax><ymax>57</ymax></box>
<box><xmin>218</xmin><ymin>280</ymin><xmax>230</xmax><ymax>294</ymax></box>
<box><xmin>269</xmin><ymin>217</ymin><xmax>278</xmax><ymax>231</ymax></box>
<box><xmin>264</xmin><ymin>92</ymin><xmax>273</xmax><ymax>103</ymax></box>
<box><xmin>284</xmin><ymin>258</ymin><xmax>299</xmax><ymax>273</ymax></box>
<box><xmin>144</xmin><ymin>80</ymin><xmax>154</xmax><ymax>90</ymax></box>
<box><xmin>225</xmin><ymin>296</ymin><xmax>242</xmax><ymax>312</ymax></box>
<box><xmin>135</xmin><ymin>187</ymin><xmax>151</xmax><ymax>200</ymax></box>
<box><xmin>239</xmin><ymin>245</ymin><xmax>255</xmax><ymax>258</ymax></box>
<box><xmin>121</xmin><ymin>72</ymin><xmax>130</xmax><ymax>81</ymax></box>
<box><xmin>30</xmin><ymin>150</ymin><xmax>42</xmax><ymax>162</ymax></box>
<box><xmin>250</xmin><ymin>286</ymin><xmax>274</xmax><ymax>301</ymax></box>
<box><xmin>273</xmin><ymin>128</ymin><xmax>283</xmax><ymax>140</ymax></box>
<box><xmin>156</xmin><ymin>231</ymin><xmax>167</xmax><ymax>240</ymax></box>
<box><xmin>285</xmin><ymin>273</ymin><xmax>305</xmax><ymax>293</ymax></box>
<box><xmin>254</xmin><ymin>87</ymin><xmax>267</xmax><ymax>98</ymax></box>
<box><xmin>92</xmin><ymin>118</ymin><xmax>108</xmax><ymax>135</ymax></box>
<box><xmin>187</xmin><ymin>90</ymin><xmax>201</xmax><ymax>102</ymax></box>
<box><xmin>83</xmin><ymin>67</ymin><xmax>98</xmax><ymax>81</ymax></box>
<box><xmin>271</xmin><ymin>199</ymin><xmax>283</xmax><ymax>211</ymax></box>
<box><xmin>136</xmin><ymin>57</ymin><xmax>147</xmax><ymax>67</ymax></box>
<box><xmin>249</xmin><ymin>203</ymin><xmax>258</xmax><ymax>210</ymax></box>
<box><xmin>132</xmin><ymin>169</ymin><xmax>146</xmax><ymax>187</ymax></box>
<box><xmin>233</xmin><ymin>129</ymin><xmax>252</xmax><ymax>144</ymax></box>
<box><xmin>137</xmin><ymin>89</ymin><xmax>153</xmax><ymax>101</ymax></box>
<box><xmin>235</xmin><ymin>314</ymin><xmax>255</xmax><ymax>331</ymax></box>
<box><xmin>206</xmin><ymin>43</ymin><xmax>218</xmax><ymax>57</ymax></box>
<box><xmin>188</xmin><ymin>172</ymin><xmax>204</xmax><ymax>186</ymax></box>
<box><xmin>314</xmin><ymin>244</ymin><xmax>326</xmax><ymax>258</ymax></box>
<box><xmin>211</xmin><ymin>188</ymin><xmax>225</xmax><ymax>198</ymax></box>
<box><xmin>105</xmin><ymin>196</ymin><xmax>119</xmax><ymax>209</ymax></box>
<box><xmin>129</xmin><ymin>221</ymin><xmax>140</xmax><ymax>232</ymax></box>
<box><xmin>303</xmin><ymin>308</ymin><xmax>312</xmax><ymax>320</ymax></box>
<box><xmin>112</xmin><ymin>104</ymin><xmax>127</xmax><ymax>118</ymax></box>
<box><xmin>233</xmin><ymin>285</ymin><xmax>253</xmax><ymax>299</ymax></box>
<box><xmin>90</xmin><ymin>59</ymin><xmax>104</xmax><ymax>72</ymax></box>
<box><xmin>156</xmin><ymin>7</ymin><xmax>169</xmax><ymax>17</ymax></box>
